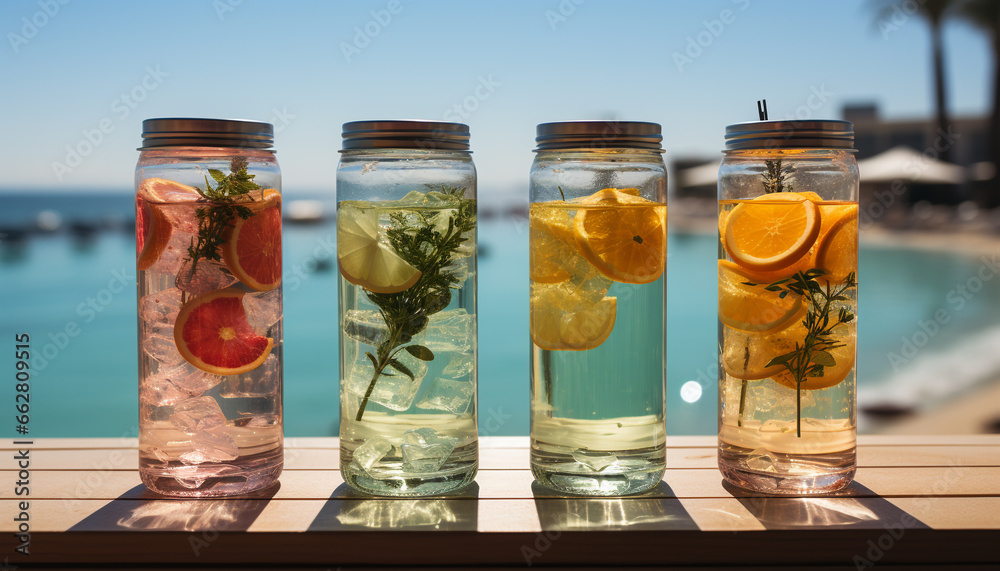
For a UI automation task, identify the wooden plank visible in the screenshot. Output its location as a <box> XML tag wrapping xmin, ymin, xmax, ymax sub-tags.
<box><xmin>668</xmin><ymin>445</ymin><xmax>1000</xmax><ymax>469</ymax></box>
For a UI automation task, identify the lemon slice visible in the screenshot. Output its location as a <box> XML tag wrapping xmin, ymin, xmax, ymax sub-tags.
<box><xmin>337</xmin><ymin>203</ymin><xmax>421</xmax><ymax>294</ymax></box>
<box><xmin>718</xmin><ymin>260</ymin><xmax>804</xmax><ymax>333</ymax></box>
<box><xmin>724</xmin><ymin>192</ymin><xmax>820</xmax><ymax>272</ymax></box>
<box><xmin>530</xmin><ymin>284</ymin><xmax>617</xmax><ymax>351</ymax></box>
<box><xmin>529</xmin><ymin>204</ymin><xmax>575</xmax><ymax>284</ymax></box>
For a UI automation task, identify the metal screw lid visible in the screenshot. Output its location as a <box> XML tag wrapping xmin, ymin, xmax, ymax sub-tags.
<box><xmin>140</xmin><ymin>118</ymin><xmax>274</xmax><ymax>149</ymax></box>
<box><xmin>535</xmin><ymin>121</ymin><xmax>663</xmax><ymax>151</ymax></box>
<box><xmin>341</xmin><ymin>120</ymin><xmax>470</xmax><ymax>151</ymax></box>
<box><xmin>725</xmin><ymin>120</ymin><xmax>854</xmax><ymax>150</ymax></box>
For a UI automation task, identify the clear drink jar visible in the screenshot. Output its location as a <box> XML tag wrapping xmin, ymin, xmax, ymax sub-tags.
<box><xmin>135</xmin><ymin>118</ymin><xmax>283</xmax><ymax>497</ymax></box>
<box><xmin>337</xmin><ymin>120</ymin><xmax>478</xmax><ymax>496</ymax></box>
<box><xmin>529</xmin><ymin>121</ymin><xmax>667</xmax><ymax>496</ymax></box>
<box><xmin>717</xmin><ymin>120</ymin><xmax>859</xmax><ymax>494</ymax></box>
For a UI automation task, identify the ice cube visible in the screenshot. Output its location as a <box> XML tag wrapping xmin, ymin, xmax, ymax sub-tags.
<box><xmin>343</xmin><ymin>310</ymin><xmax>388</xmax><ymax>346</ymax></box>
<box><xmin>442</xmin><ymin>353</ymin><xmax>474</xmax><ymax>379</ymax></box>
<box><xmin>140</xmin><ymin>374</ymin><xmax>191</xmax><ymax>406</ymax></box>
<box><xmin>442</xmin><ymin>257</ymin><xmax>473</xmax><ymax>287</ymax></box>
<box><xmin>415</xmin><ymin>378</ymin><xmax>474</xmax><ymax>414</ymax></box>
<box><xmin>572</xmin><ymin>449</ymin><xmax>618</xmax><ymax>472</ymax></box>
<box><xmin>347</xmin><ymin>351</ymin><xmax>427</xmax><ymax>411</ymax></box>
<box><xmin>353</xmin><ymin>437</ymin><xmax>392</xmax><ymax>472</ymax></box>
<box><xmin>180</xmin><ymin>429</ymin><xmax>239</xmax><ymax>464</ymax></box>
<box><xmin>170</xmin><ymin>396</ymin><xmax>227</xmax><ymax>434</ymax></box>
<box><xmin>413</xmin><ymin>309</ymin><xmax>474</xmax><ymax>353</ymax></box>
<box><xmin>220</xmin><ymin>354</ymin><xmax>279</xmax><ymax>398</ymax></box>
<box><xmin>175</xmin><ymin>259</ymin><xmax>237</xmax><ymax>297</ymax></box>
<box><xmin>745</xmin><ymin>448</ymin><xmax>779</xmax><ymax>473</ymax></box>
<box><xmin>395</xmin><ymin>190</ymin><xmax>427</xmax><ymax>206</ymax></box>
<box><xmin>154</xmin><ymin>362</ymin><xmax>225</xmax><ymax>396</ymax></box>
<box><xmin>142</xmin><ymin>331</ymin><xmax>186</xmax><ymax>366</ymax></box>
<box><xmin>159</xmin><ymin>201</ymin><xmax>201</xmax><ymax>234</ymax></box>
<box><xmin>244</xmin><ymin>288</ymin><xmax>282</xmax><ymax>333</ymax></box>
<box><xmin>245</xmin><ymin>414</ymin><xmax>279</xmax><ymax>428</ymax></box>
<box><xmin>454</xmin><ymin>229</ymin><xmax>475</xmax><ymax>257</ymax></box>
<box><xmin>401</xmin><ymin>428</ymin><xmax>457</xmax><ymax>473</ymax></box>
<box><xmin>139</xmin><ymin>288</ymin><xmax>183</xmax><ymax>334</ymax></box>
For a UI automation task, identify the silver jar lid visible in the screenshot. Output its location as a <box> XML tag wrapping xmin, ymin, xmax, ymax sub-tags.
<box><xmin>140</xmin><ymin>118</ymin><xmax>274</xmax><ymax>149</ymax></box>
<box><xmin>535</xmin><ymin>121</ymin><xmax>663</xmax><ymax>151</ymax></box>
<box><xmin>725</xmin><ymin>120</ymin><xmax>854</xmax><ymax>150</ymax></box>
<box><xmin>341</xmin><ymin>120</ymin><xmax>470</xmax><ymax>151</ymax></box>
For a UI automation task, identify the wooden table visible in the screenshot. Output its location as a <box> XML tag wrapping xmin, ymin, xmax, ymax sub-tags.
<box><xmin>2</xmin><ymin>436</ymin><xmax>998</xmax><ymax>569</ymax></box>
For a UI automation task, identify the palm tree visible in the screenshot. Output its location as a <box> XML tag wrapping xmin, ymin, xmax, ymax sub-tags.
<box><xmin>874</xmin><ymin>0</ymin><xmax>954</xmax><ymax>162</ymax></box>
<box><xmin>955</xmin><ymin>0</ymin><xmax>1000</xmax><ymax>186</ymax></box>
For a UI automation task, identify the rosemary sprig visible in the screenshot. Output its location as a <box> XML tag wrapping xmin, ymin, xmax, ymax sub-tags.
<box><xmin>186</xmin><ymin>156</ymin><xmax>261</xmax><ymax>272</ymax></box>
<box><xmin>355</xmin><ymin>185</ymin><xmax>476</xmax><ymax>421</ymax></box>
<box><xmin>754</xmin><ymin>270</ymin><xmax>857</xmax><ymax>436</ymax></box>
<box><xmin>762</xmin><ymin>159</ymin><xmax>795</xmax><ymax>194</ymax></box>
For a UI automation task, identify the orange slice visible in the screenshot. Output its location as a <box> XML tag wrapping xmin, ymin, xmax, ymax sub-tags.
<box><xmin>723</xmin><ymin>192</ymin><xmax>820</xmax><ymax>272</ymax></box>
<box><xmin>529</xmin><ymin>204</ymin><xmax>575</xmax><ymax>283</ymax></box>
<box><xmin>815</xmin><ymin>206</ymin><xmax>858</xmax><ymax>283</ymax></box>
<box><xmin>531</xmin><ymin>293</ymin><xmax>617</xmax><ymax>351</ymax></box>
<box><xmin>773</xmin><ymin>329</ymin><xmax>856</xmax><ymax>390</ymax></box>
<box><xmin>222</xmin><ymin>190</ymin><xmax>282</xmax><ymax>291</ymax></box>
<box><xmin>718</xmin><ymin>260</ymin><xmax>805</xmax><ymax>333</ymax></box>
<box><xmin>573</xmin><ymin>190</ymin><xmax>666</xmax><ymax>284</ymax></box>
<box><xmin>337</xmin><ymin>202</ymin><xmax>421</xmax><ymax>294</ymax></box>
<box><xmin>174</xmin><ymin>288</ymin><xmax>274</xmax><ymax>375</ymax></box>
<box><xmin>136</xmin><ymin>196</ymin><xmax>172</xmax><ymax>272</ymax></box>
<box><xmin>722</xmin><ymin>322</ymin><xmax>808</xmax><ymax>381</ymax></box>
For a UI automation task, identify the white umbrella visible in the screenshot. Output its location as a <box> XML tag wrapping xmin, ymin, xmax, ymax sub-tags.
<box><xmin>676</xmin><ymin>159</ymin><xmax>721</xmax><ymax>188</ymax></box>
<box><xmin>857</xmin><ymin>146</ymin><xmax>965</xmax><ymax>185</ymax></box>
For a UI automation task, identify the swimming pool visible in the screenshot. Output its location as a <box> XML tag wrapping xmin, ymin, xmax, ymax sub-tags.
<box><xmin>2</xmin><ymin>212</ymin><xmax>998</xmax><ymax>438</ymax></box>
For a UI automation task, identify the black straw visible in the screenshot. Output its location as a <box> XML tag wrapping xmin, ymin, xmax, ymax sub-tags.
<box><xmin>757</xmin><ymin>99</ymin><xmax>768</xmax><ymax>121</ymax></box>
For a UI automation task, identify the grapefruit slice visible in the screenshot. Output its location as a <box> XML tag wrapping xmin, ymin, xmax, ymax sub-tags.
<box><xmin>174</xmin><ymin>288</ymin><xmax>274</xmax><ymax>375</ymax></box>
<box><xmin>337</xmin><ymin>202</ymin><xmax>421</xmax><ymax>294</ymax></box>
<box><xmin>723</xmin><ymin>192</ymin><xmax>820</xmax><ymax>272</ymax></box>
<box><xmin>136</xmin><ymin>196</ymin><xmax>172</xmax><ymax>272</ymax></box>
<box><xmin>222</xmin><ymin>190</ymin><xmax>282</xmax><ymax>291</ymax></box>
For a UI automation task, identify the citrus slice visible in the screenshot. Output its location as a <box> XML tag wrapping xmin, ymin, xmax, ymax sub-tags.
<box><xmin>722</xmin><ymin>322</ymin><xmax>808</xmax><ymax>381</ymax></box>
<box><xmin>136</xmin><ymin>196</ymin><xmax>172</xmax><ymax>272</ymax></box>
<box><xmin>573</xmin><ymin>190</ymin><xmax>666</xmax><ymax>284</ymax></box>
<box><xmin>723</xmin><ymin>192</ymin><xmax>820</xmax><ymax>272</ymax></box>
<box><xmin>138</xmin><ymin>177</ymin><xmax>201</xmax><ymax>203</ymax></box>
<box><xmin>529</xmin><ymin>204</ymin><xmax>575</xmax><ymax>283</ymax></box>
<box><xmin>718</xmin><ymin>260</ymin><xmax>804</xmax><ymax>332</ymax></box>
<box><xmin>174</xmin><ymin>288</ymin><xmax>274</xmax><ymax>375</ymax></box>
<box><xmin>773</xmin><ymin>329</ymin><xmax>856</xmax><ymax>390</ymax></box>
<box><xmin>815</xmin><ymin>206</ymin><xmax>858</xmax><ymax>282</ymax></box>
<box><xmin>531</xmin><ymin>294</ymin><xmax>617</xmax><ymax>351</ymax></box>
<box><xmin>337</xmin><ymin>203</ymin><xmax>421</xmax><ymax>294</ymax></box>
<box><xmin>222</xmin><ymin>190</ymin><xmax>282</xmax><ymax>291</ymax></box>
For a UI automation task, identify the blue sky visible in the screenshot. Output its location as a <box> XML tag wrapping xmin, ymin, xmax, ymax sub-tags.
<box><xmin>0</xmin><ymin>0</ymin><xmax>991</xmax><ymax>198</ymax></box>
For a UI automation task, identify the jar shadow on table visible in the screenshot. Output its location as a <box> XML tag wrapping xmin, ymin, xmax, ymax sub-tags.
<box><xmin>307</xmin><ymin>482</ymin><xmax>479</xmax><ymax>531</ymax></box>
<box><xmin>531</xmin><ymin>481</ymin><xmax>699</xmax><ymax>531</ymax></box>
<box><xmin>68</xmin><ymin>482</ymin><xmax>278</xmax><ymax>532</ymax></box>
<box><xmin>721</xmin><ymin>481</ymin><xmax>930</xmax><ymax>530</ymax></box>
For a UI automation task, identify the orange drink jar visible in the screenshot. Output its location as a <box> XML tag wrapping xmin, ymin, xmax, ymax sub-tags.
<box><xmin>529</xmin><ymin>121</ymin><xmax>667</xmax><ymax>496</ymax></box>
<box><xmin>135</xmin><ymin>118</ymin><xmax>283</xmax><ymax>496</ymax></box>
<box><xmin>717</xmin><ymin>119</ymin><xmax>859</xmax><ymax>494</ymax></box>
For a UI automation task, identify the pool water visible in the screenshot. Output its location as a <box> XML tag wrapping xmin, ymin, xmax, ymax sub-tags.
<box><xmin>2</xmin><ymin>215</ymin><xmax>998</xmax><ymax>438</ymax></box>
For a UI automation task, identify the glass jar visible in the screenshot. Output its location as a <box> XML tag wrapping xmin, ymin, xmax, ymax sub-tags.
<box><xmin>337</xmin><ymin>120</ymin><xmax>478</xmax><ymax>496</ymax></box>
<box><xmin>135</xmin><ymin>118</ymin><xmax>283</xmax><ymax>496</ymax></box>
<box><xmin>529</xmin><ymin>121</ymin><xmax>667</xmax><ymax>496</ymax></box>
<box><xmin>717</xmin><ymin>120</ymin><xmax>859</xmax><ymax>494</ymax></box>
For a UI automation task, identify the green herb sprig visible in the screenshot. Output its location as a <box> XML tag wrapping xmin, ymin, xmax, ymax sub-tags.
<box><xmin>762</xmin><ymin>159</ymin><xmax>795</xmax><ymax>194</ymax></box>
<box><xmin>186</xmin><ymin>157</ymin><xmax>262</xmax><ymax>271</ymax></box>
<box><xmin>748</xmin><ymin>270</ymin><xmax>857</xmax><ymax>436</ymax></box>
<box><xmin>355</xmin><ymin>185</ymin><xmax>476</xmax><ymax>421</ymax></box>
